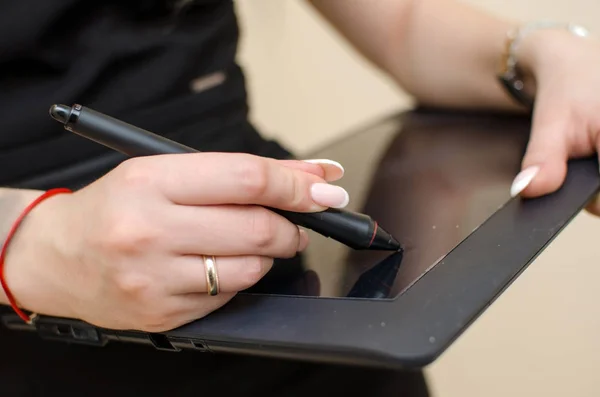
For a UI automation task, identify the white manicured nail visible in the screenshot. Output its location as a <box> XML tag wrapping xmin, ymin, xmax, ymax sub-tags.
<box><xmin>303</xmin><ymin>159</ymin><xmax>344</xmax><ymax>181</ymax></box>
<box><xmin>310</xmin><ymin>183</ymin><xmax>350</xmax><ymax>208</ymax></box>
<box><xmin>510</xmin><ymin>166</ymin><xmax>540</xmax><ymax>197</ymax></box>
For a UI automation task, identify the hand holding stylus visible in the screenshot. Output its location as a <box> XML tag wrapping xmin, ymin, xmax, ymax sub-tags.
<box><xmin>49</xmin><ymin>104</ymin><xmax>400</xmax><ymax>251</ymax></box>
<box><xmin>2</xmin><ymin>154</ymin><xmax>347</xmax><ymax>331</ymax></box>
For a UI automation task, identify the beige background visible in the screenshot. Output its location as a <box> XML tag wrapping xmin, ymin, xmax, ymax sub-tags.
<box><xmin>234</xmin><ymin>1</ymin><xmax>600</xmax><ymax>396</ymax></box>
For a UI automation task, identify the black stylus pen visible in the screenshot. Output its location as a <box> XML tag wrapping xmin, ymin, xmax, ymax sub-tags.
<box><xmin>49</xmin><ymin>104</ymin><xmax>400</xmax><ymax>251</ymax></box>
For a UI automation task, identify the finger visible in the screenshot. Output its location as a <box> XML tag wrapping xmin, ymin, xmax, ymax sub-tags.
<box><xmin>167</xmin><ymin>205</ymin><xmax>305</xmax><ymax>258</ymax></box>
<box><xmin>279</xmin><ymin>159</ymin><xmax>345</xmax><ymax>182</ymax></box>
<box><xmin>152</xmin><ymin>153</ymin><xmax>349</xmax><ymax>211</ymax></box>
<box><xmin>511</xmin><ymin>101</ymin><xmax>570</xmax><ymax>198</ymax></box>
<box><xmin>167</xmin><ymin>255</ymin><xmax>274</xmax><ymax>294</ymax></box>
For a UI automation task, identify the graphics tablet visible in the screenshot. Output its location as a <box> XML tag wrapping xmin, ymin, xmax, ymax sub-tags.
<box><xmin>2</xmin><ymin>109</ymin><xmax>599</xmax><ymax>369</ymax></box>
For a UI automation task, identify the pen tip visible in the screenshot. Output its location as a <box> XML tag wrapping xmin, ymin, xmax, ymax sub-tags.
<box><xmin>49</xmin><ymin>104</ymin><xmax>70</xmax><ymax>124</ymax></box>
<box><xmin>388</xmin><ymin>237</ymin><xmax>401</xmax><ymax>252</ymax></box>
<box><xmin>389</xmin><ymin>236</ymin><xmax>402</xmax><ymax>252</ymax></box>
<box><xmin>369</xmin><ymin>226</ymin><xmax>402</xmax><ymax>251</ymax></box>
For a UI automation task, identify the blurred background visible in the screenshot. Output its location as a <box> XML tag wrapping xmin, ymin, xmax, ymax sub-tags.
<box><xmin>234</xmin><ymin>1</ymin><xmax>600</xmax><ymax>396</ymax></box>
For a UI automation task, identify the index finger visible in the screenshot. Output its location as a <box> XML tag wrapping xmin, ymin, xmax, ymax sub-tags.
<box><xmin>153</xmin><ymin>152</ymin><xmax>349</xmax><ymax>212</ymax></box>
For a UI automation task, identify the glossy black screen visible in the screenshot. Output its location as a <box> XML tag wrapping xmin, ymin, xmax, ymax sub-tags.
<box><xmin>245</xmin><ymin>111</ymin><xmax>530</xmax><ymax>300</ymax></box>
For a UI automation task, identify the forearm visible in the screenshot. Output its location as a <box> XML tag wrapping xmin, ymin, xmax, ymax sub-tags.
<box><xmin>307</xmin><ymin>0</ymin><xmax>523</xmax><ymax>111</ymax></box>
<box><xmin>0</xmin><ymin>188</ymin><xmax>44</xmax><ymax>307</ymax></box>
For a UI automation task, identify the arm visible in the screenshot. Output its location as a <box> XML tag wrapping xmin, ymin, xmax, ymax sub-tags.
<box><xmin>306</xmin><ymin>0</ymin><xmax>526</xmax><ymax>111</ymax></box>
<box><xmin>307</xmin><ymin>0</ymin><xmax>600</xmax><ymax>204</ymax></box>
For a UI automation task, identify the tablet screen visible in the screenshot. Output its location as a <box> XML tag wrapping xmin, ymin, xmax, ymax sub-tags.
<box><xmin>245</xmin><ymin>112</ymin><xmax>530</xmax><ymax>300</ymax></box>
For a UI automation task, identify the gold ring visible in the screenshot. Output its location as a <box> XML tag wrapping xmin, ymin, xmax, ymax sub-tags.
<box><xmin>203</xmin><ymin>255</ymin><xmax>219</xmax><ymax>296</ymax></box>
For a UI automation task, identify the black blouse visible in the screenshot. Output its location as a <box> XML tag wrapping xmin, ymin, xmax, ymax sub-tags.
<box><xmin>0</xmin><ymin>0</ymin><xmax>289</xmax><ymax>188</ymax></box>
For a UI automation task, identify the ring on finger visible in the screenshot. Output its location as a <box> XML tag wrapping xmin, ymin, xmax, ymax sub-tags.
<box><xmin>202</xmin><ymin>255</ymin><xmax>219</xmax><ymax>296</ymax></box>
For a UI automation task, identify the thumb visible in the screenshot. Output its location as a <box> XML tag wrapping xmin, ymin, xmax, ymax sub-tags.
<box><xmin>511</xmin><ymin>106</ymin><xmax>570</xmax><ymax>198</ymax></box>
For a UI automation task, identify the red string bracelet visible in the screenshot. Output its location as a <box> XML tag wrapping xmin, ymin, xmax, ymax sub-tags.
<box><xmin>0</xmin><ymin>188</ymin><xmax>72</xmax><ymax>324</ymax></box>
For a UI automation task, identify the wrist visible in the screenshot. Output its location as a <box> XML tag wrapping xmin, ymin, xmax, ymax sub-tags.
<box><xmin>2</xmin><ymin>190</ymin><xmax>79</xmax><ymax>320</ymax></box>
<box><xmin>516</xmin><ymin>28</ymin><xmax>582</xmax><ymax>77</ymax></box>
<box><xmin>0</xmin><ymin>189</ymin><xmax>43</xmax><ymax>308</ymax></box>
<box><xmin>497</xmin><ymin>21</ymin><xmax>590</xmax><ymax>107</ymax></box>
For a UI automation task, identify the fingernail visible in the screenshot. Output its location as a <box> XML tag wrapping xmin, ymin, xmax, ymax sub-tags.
<box><xmin>510</xmin><ymin>165</ymin><xmax>540</xmax><ymax>197</ymax></box>
<box><xmin>297</xmin><ymin>228</ymin><xmax>309</xmax><ymax>252</ymax></box>
<box><xmin>310</xmin><ymin>183</ymin><xmax>350</xmax><ymax>208</ymax></box>
<box><xmin>303</xmin><ymin>159</ymin><xmax>344</xmax><ymax>181</ymax></box>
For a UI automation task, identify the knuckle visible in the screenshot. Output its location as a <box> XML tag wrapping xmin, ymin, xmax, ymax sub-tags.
<box><xmin>114</xmin><ymin>271</ymin><xmax>154</xmax><ymax>300</ymax></box>
<box><xmin>114</xmin><ymin>159</ymin><xmax>157</xmax><ymax>190</ymax></box>
<box><xmin>248</xmin><ymin>208</ymin><xmax>277</xmax><ymax>249</ymax></box>
<box><xmin>100</xmin><ymin>213</ymin><xmax>161</xmax><ymax>255</ymax></box>
<box><xmin>236</xmin><ymin>158</ymin><xmax>270</xmax><ymax>200</ymax></box>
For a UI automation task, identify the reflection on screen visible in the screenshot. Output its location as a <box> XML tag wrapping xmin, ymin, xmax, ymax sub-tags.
<box><xmin>245</xmin><ymin>112</ymin><xmax>530</xmax><ymax>300</ymax></box>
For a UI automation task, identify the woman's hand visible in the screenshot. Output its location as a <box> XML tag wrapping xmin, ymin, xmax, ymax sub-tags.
<box><xmin>509</xmin><ymin>30</ymin><xmax>600</xmax><ymax>214</ymax></box>
<box><xmin>3</xmin><ymin>153</ymin><xmax>347</xmax><ymax>332</ymax></box>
